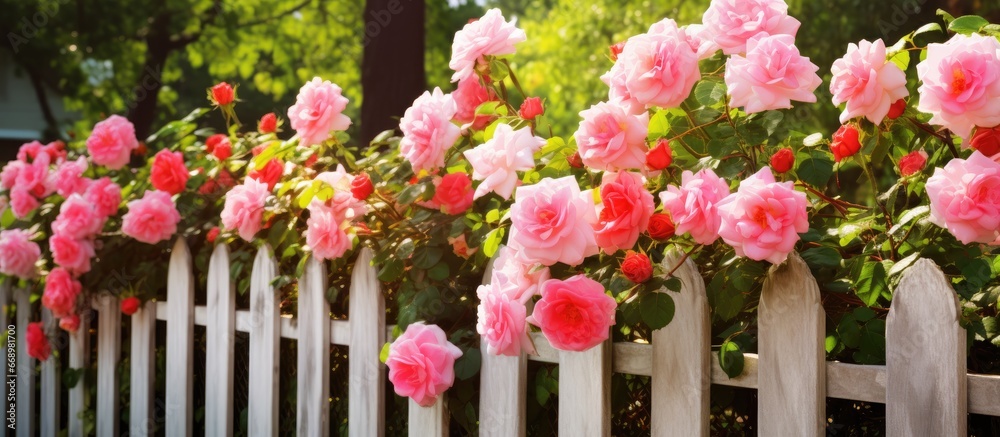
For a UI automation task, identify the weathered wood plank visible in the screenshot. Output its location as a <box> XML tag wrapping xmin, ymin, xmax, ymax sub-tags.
<box><xmin>205</xmin><ymin>244</ymin><xmax>235</xmax><ymax>437</ymax></box>
<box><xmin>14</xmin><ymin>288</ymin><xmax>34</xmax><ymax>437</ymax></box>
<box><xmin>886</xmin><ymin>259</ymin><xmax>966</xmax><ymax>436</ymax></box>
<box><xmin>478</xmin><ymin>255</ymin><xmax>527</xmax><ymax>437</ymax></box>
<box><xmin>97</xmin><ymin>294</ymin><xmax>121</xmax><ymax>436</ymax></box>
<box><xmin>408</xmin><ymin>398</ymin><xmax>448</xmax><ymax>437</ymax></box>
<box><xmin>248</xmin><ymin>245</ymin><xmax>280</xmax><ymax>436</ymax></box>
<box><xmin>758</xmin><ymin>253</ymin><xmax>825</xmax><ymax>436</ymax></box>
<box><xmin>651</xmin><ymin>249</ymin><xmax>709</xmax><ymax>437</ymax></box>
<box><xmin>166</xmin><ymin>239</ymin><xmax>195</xmax><ymax>437</ymax></box>
<box><xmin>558</xmin><ymin>340</ymin><xmax>611</xmax><ymax>437</ymax></box>
<box><xmin>348</xmin><ymin>247</ymin><xmax>385</xmax><ymax>437</ymax></box>
<box><xmin>130</xmin><ymin>300</ymin><xmax>157</xmax><ymax>435</ymax></box>
<box><xmin>67</xmin><ymin>311</ymin><xmax>89</xmax><ymax>437</ymax></box>
<box><xmin>297</xmin><ymin>256</ymin><xmax>330</xmax><ymax>436</ymax></box>
<box><xmin>39</xmin><ymin>309</ymin><xmax>59</xmax><ymax>437</ymax></box>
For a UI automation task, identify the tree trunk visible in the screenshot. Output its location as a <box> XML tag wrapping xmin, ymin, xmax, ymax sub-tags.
<box><xmin>127</xmin><ymin>12</ymin><xmax>172</xmax><ymax>141</ymax></box>
<box><xmin>361</xmin><ymin>0</ymin><xmax>426</xmax><ymax>145</ymax></box>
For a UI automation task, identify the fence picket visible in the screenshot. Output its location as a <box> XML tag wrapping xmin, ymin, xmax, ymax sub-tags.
<box><xmin>478</xmin><ymin>255</ymin><xmax>526</xmax><ymax>437</ymax></box>
<box><xmin>130</xmin><ymin>300</ymin><xmax>157</xmax><ymax>436</ymax></box>
<box><xmin>651</xmin><ymin>249</ymin><xmax>709</xmax><ymax>437</ymax></box>
<box><xmin>14</xmin><ymin>288</ymin><xmax>34</xmax><ymax>437</ymax></box>
<box><xmin>758</xmin><ymin>253</ymin><xmax>825</xmax><ymax>436</ymax></box>
<box><xmin>166</xmin><ymin>239</ymin><xmax>195</xmax><ymax>437</ymax></box>
<box><xmin>248</xmin><ymin>245</ymin><xmax>280</xmax><ymax>436</ymax></box>
<box><xmin>40</xmin><ymin>309</ymin><xmax>59</xmax><ymax>437</ymax></box>
<box><xmin>206</xmin><ymin>244</ymin><xmax>235</xmax><ymax>437</ymax></box>
<box><xmin>558</xmin><ymin>340</ymin><xmax>611</xmax><ymax>437</ymax></box>
<box><xmin>97</xmin><ymin>294</ymin><xmax>121</xmax><ymax>436</ymax></box>
<box><xmin>297</xmin><ymin>256</ymin><xmax>330</xmax><ymax>436</ymax></box>
<box><xmin>886</xmin><ymin>259</ymin><xmax>966</xmax><ymax>436</ymax></box>
<box><xmin>348</xmin><ymin>248</ymin><xmax>385</xmax><ymax>437</ymax></box>
<box><xmin>67</xmin><ymin>314</ymin><xmax>88</xmax><ymax>436</ymax></box>
<box><xmin>408</xmin><ymin>398</ymin><xmax>448</xmax><ymax>437</ymax></box>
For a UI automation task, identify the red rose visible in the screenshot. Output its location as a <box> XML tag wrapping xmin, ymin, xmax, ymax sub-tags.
<box><xmin>59</xmin><ymin>314</ymin><xmax>81</xmax><ymax>332</ymax></box>
<box><xmin>432</xmin><ymin>173</ymin><xmax>474</xmax><ymax>215</ymax></box>
<box><xmin>121</xmin><ymin>296</ymin><xmax>141</xmax><ymax>316</ymax></box>
<box><xmin>971</xmin><ymin>126</ymin><xmax>1000</xmax><ymax>158</ymax></box>
<box><xmin>206</xmin><ymin>134</ymin><xmax>228</xmax><ymax>154</ymax></box>
<box><xmin>133</xmin><ymin>142</ymin><xmax>148</xmax><ymax>157</ymax></box>
<box><xmin>206</xmin><ymin>227</ymin><xmax>220</xmax><ymax>244</ymax></box>
<box><xmin>621</xmin><ymin>251</ymin><xmax>653</xmax><ymax>284</ymax></box>
<box><xmin>351</xmin><ymin>172</ymin><xmax>374</xmax><ymax>200</ymax></box>
<box><xmin>770</xmin><ymin>148</ymin><xmax>795</xmax><ymax>173</ymax></box>
<box><xmin>887</xmin><ymin>99</ymin><xmax>906</xmax><ymax>120</ymax></box>
<box><xmin>249</xmin><ymin>159</ymin><xmax>283</xmax><ymax>191</ymax></box>
<box><xmin>258</xmin><ymin>112</ymin><xmax>277</xmax><ymax>134</ymax></box>
<box><xmin>211</xmin><ymin>82</ymin><xmax>234</xmax><ymax>106</ymax></box>
<box><xmin>567</xmin><ymin>151</ymin><xmax>584</xmax><ymax>169</ymax></box>
<box><xmin>212</xmin><ymin>141</ymin><xmax>232</xmax><ymax>161</ymax></box>
<box><xmin>26</xmin><ymin>322</ymin><xmax>51</xmax><ymax>361</ymax></box>
<box><xmin>898</xmin><ymin>151</ymin><xmax>928</xmax><ymax>177</ymax></box>
<box><xmin>646</xmin><ymin>139</ymin><xmax>673</xmax><ymax>170</ymax></box>
<box><xmin>519</xmin><ymin>97</ymin><xmax>544</xmax><ymax>120</ymax></box>
<box><xmin>150</xmin><ymin>149</ymin><xmax>189</xmax><ymax>195</ymax></box>
<box><xmin>648</xmin><ymin>213</ymin><xmax>675</xmax><ymax>240</ymax></box>
<box><xmin>609</xmin><ymin>41</ymin><xmax>626</xmax><ymax>61</ymax></box>
<box><xmin>830</xmin><ymin>125</ymin><xmax>861</xmax><ymax>162</ymax></box>
<box><xmin>216</xmin><ymin>170</ymin><xmax>236</xmax><ymax>189</ymax></box>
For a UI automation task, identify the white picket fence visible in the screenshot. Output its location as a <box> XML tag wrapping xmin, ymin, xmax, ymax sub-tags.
<box><xmin>5</xmin><ymin>239</ymin><xmax>1000</xmax><ymax>436</ymax></box>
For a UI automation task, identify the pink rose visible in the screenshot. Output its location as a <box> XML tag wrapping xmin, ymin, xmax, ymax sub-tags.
<box><xmin>52</xmin><ymin>194</ymin><xmax>103</xmax><ymax>239</ymax></box>
<box><xmin>150</xmin><ymin>149</ymin><xmax>189</xmax><ymax>195</ymax></box>
<box><xmin>287</xmin><ymin>77</ymin><xmax>352</xmax><ymax>147</ymax></box>
<box><xmin>574</xmin><ymin>102</ymin><xmax>649</xmax><ymax>171</ymax></box>
<box><xmin>452</xmin><ymin>74</ymin><xmax>496</xmax><ymax>128</ymax></box>
<box><xmin>314</xmin><ymin>165</ymin><xmax>369</xmax><ymax>222</ymax></box>
<box><xmin>477</xmin><ymin>278</ymin><xmax>533</xmax><ymax>356</ymax></box>
<box><xmin>716</xmin><ymin>167</ymin><xmax>808</xmax><ymax>264</ymax></box>
<box><xmin>464</xmin><ymin>123</ymin><xmax>544</xmax><ymax>200</ymax></box>
<box><xmin>659</xmin><ymin>168</ymin><xmax>731</xmax><ymax>245</ymax></box>
<box><xmin>830</xmin><ymin>39</ymin><xmax>909</xmax><ymax>124</ymax></box>
<box><xmin>916</xmin><ymin>33</ymin><xmax>1000</xmax><ymax>140</ymax></box>
<box><xmin>386</xmin><ymin>322</ymin><xmax>463</xmax><ymax>407</ymax></box>
<box><xmin>86</xmin><ymin>115</ymin><xmax>139</xmax><ymax>170</ymax></box>
<box><xmin>53</xmin><ymin>157</ymin><xmax>91</xmax><ymax>198</ymax></box>
<box><xmin>603</xmin><ymin>19</ymin><xmax>700</xmax><ymax>113</ymax></box>
<box><xmin>926</xmin><ymin>151</ymin><xmax>1000</xmax><ymax>244</ymax></box>
<box><xmin>9</xmin><ymin>187</ymin><xmax>39</xmax><ymax>219</ymax></box>
<box><xmin>509</xmin><ymin>176</ymin><xmax>599</xmax><ymax>266</ymax></box>
<box><xmin>42</xmin><ymin>267</ymin><xmax>82</xmax><ymax>318</ymax></box>
<box><xmin>399</xmin><ymin>88</ymin><xmax>461</xmax><ymax>172</ymax></box>
<box><xmin>122</xmin><ymin>190</ymin><xmax>181</xmax><ymax>244</ymax></box>
<box><xmin>16</xmin><ymin>141</ymin><xmax>44</xmax><ymax>163</ymax></box>
<box><xmin>491</xmin><ymin>246</ymin><xmax>550</xmax><ymax>302</ymax></box>
<box><xmin>0</xmin><ymin>160</ymin><xmax>23</xmax><ymax>190</ymax></box>
<box><xmin>306</xmin><ymin>202</ymin><xmax>354</xmax><ymax>261</ymax></box>
<box><xmin>594</xmin><ymin>172</ymin><xmax>655</xmax><ymax>253</ymax></box>
<box><xmin>49</xmin><ymin>234</ymin><xmax>95</xmax><ymax>276</ymax></box>
<box><xmin>702</xmin><ymin>0</ymin><xmax>800</xmax><ymax>55</ymax></box>
<box><xmin>59</xmin><ymin>314</ymin><xmax>81</xmax><ymax>332</ymax></box>
<box><xmin>221</xmin><ymin>178</ymin><xmax>270</xmax><ymax>242</ymax></box>
<box><xmin>449</xmin><ymin>8</ymin><xmax>526</xmax><ymax>83</ymax></box>
<box><xmin>725</xmin><ymin>34</ymin><xmax>821</xmax><ymax>114</ymax></box>
<box><xmin>0</xmin><ymin>229</ymin><xmax>40</xmax><ymax>279</ymax></box>
<box><xmin>15</xmin><ymin>151</ymin><xmax>52</xmax><ymax>198</ymax></box>
<box><xmin>84</xmin><ymin>177</ymin><xmax>122</xmax><ymax>218</ymax></box>
<box><xmin>527</xmin><ymin>275</ymin><xmax>617</xmax><ymax>352</ymax></box>
<box><xmin>681</xmin><ymin>24</ymin><xmax>721</xmax><ymax>60</ymax></box>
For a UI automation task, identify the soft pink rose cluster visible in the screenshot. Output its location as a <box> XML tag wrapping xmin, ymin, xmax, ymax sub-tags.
<box><xmin>287</xmin><ymin>78</ymin><xmax>352</xmax><ymax>147</ymax></box>
<box><xmin>701</xmin><ymin>0</ymin><xmax>800</xmax><ymax>55</ymax></box>
<box><xmin>86</xmin><ymin>115</ymin><xmax>139</xmax><ymax>170</ymax></box>
<box><xmin>916</xmin><ymin>33</ymin><xmax>1000</xmax><ymax>140</ymax></box>
<box><xmin>386</xmin><ymin>322</ymin><xmax>463</xmax><ymax>407</ymax></box>
<box><xmin>830</xmin><ymin>39</ymin><xmax>909</xmax><ymax>124</ymax></box>
<box><xmin>508</xmin><ymin>176</ymin><xmax>599</xmax><ymax>266</ymax></box>
<box><xmin>475</xmin><ymin>246</ymin><xmax>549</xmax><ymax>356</ymax></box>
<box><xmin>399</xmin><ymin>88</ymin><xmax>462</xmax><ymax>173</ymax></box>
<box><xmin>464</xmin><ymin>123</ymin><xmax>545</xmax><ymax>200</ymax></box>
<box><xmin>725</xmin><ymin>34</ymin><xmax>821</xmax><ymax>113</ymax></box>
<box><xmin>0</xmin><ymin>229</ymin><xmax>41</xmax><ymax>279</ymax></box>
<box><xmin>716</xmin><ymin>167</ymin><xmax>809</xmax><ymax>264</ymax></box>
<box><xmin>926</xmin><ymin>151</ymin><xmax>1000</xmax><ymax>244</ymax></box>
<box><xmin>449</xmin><ymin>8</ymin><xmax>526</xmax><ymax>83</ymax></box>
<box><xmin>1</xmin><ymin>141</ymin><xmax>69</xmax><ymax>218</ymax></box>
<box><xmin>306</xmin><ymin>165</ymin><xmax>370</xmax><ymax>261</ymax></box>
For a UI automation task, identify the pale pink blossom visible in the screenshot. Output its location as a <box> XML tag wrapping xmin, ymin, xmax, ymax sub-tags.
<box><xmin>221</xmin><ymin>178</ymin><xmax>271</xmax><ymax>242</ymax></box>
<box><xmin>477</xmin><ymin>277</ymin><xmax>534</xmax><ymax>356</ymax></box>
<box><xmin>603</xmin><ymin>19</ymin><xmax>701</xmax><ymax>112</ymax></box>
<box><xmin>449</xmin><ymin>8</ymin><xmax>526</xmax><ymax>83</ymax></box>
<box><xmin>508</xmin><ymin>176</ymin><xmax>599</xmax><ymax>266</ymax></box>
<box><xmin>399</xmin><ymin>88</ymin><xmax>461</xmax><ymax>172</ymax></box>
<box><xmin>0</xmin><ymin>229</ymin><xmax>40</xmax><ymax>279</ymax></box>
<box><xmin>122</xmin><ymin>190</ymin><xmax>181</xmax><ymax>245</ymax></box>
<box><xmin>716</xmin><ymin>167</ymin><xmax>808</xmax><ymax>264</ymax></box>
<box><xmin>464</xmin><ymin>123</ymin><xmax>544</xmax><ymax>199</ymax></box>
<box><xmin>830</xmin><ymin>39</ymin><xmax>909</xmax><ymax>124</ymax></box>
<box><xmin>659</xmin><ymin>168</ymin><xmax>731</xmax><ymax>245</ymax></box>
<box><xmin>574</xmin><ymin>102</ymin><xmax>649</xmax><ymax>171</ymax></box>
<box><xmin>594</xmin><ymin>172</ymin><xmax>655</xmax><ymax>253</ymax></box>
<box><xmin>386</xmin><ymin>323</ymin><xmax>463</xmax><ymax>407</ymax></box>
<box><xmin>52</xmin><ymin>194</ymin><xmax>103</xmax><ymax>239</ymax></box>
<box><xmin>53</xmin><ymin>157</ymin><xmax>91</xmax><ymax>198</ymax></box>
<box><xmin>287</xmin><ymin>77</ymin><xmax>352</xmax><ymax>147</ymax></box>
<box><xmin>916</xmin><ymin>33</ymin><xmax>1000</xmax><ymax>140</ymax></box>
<box><xmin>681</xmin><ymin>24</ymin><xmax>721</xmax><ymax>60</ymax></box>
<box><xmin>926</xmin><ymin>151</ymin><xmax>1000</xmax><ymax>244</ymax></box>
<box><xmin>490</xmin><ymin>246</ymin><xmax>549</xmax><ymax>302</ymax></box>
<box><xmin>9</xmin><ymin>187</ymin><xmax>38</xmax><ymax>219</ymax></box>
<box><xmin>702</xmin><ymin>0</ymin><xmax>800</xmax><ymax>55</ymax></box>
<box><xmin>86</xmin><ymin>115</ymin><xmax>138</xmax><ymax>170</ymax></box>
<box><xmin>84</xmin><ymin>177</ymin><xmax>122</xmax><ymax>218</ymax></box>
<box><xmin>725</xmin><ymin>34</ymin><xmax>821</xmax><ymax>114</ymax></box>
<box><xmin>306</xmin><ymin>202</ymin><xmax>355</xmax><ymax>261</ymax></box>
<box><xmin>527</xmin><ymin>275</ymin><xmax>616</xmax><ymax>352</ymax></box>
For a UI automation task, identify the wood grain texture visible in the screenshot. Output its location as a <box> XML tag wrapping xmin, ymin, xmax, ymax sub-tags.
<box><xmin>478</xmin><ymin>254</ymin><xmax>527</xmax><ymax>437</ymax></box>
<box><xmin>408</xmin><ymin>398</ymin><xmax>448</xmax><ymax>437</ymax></box>
<box><xmin>68</xmin><ymin>313</ymin><xmax>89</xmax><ymax>437</ymax></box>
<box><xmin>651</xmin><ymin>249</ymin><xmax>709</xmax><ymax>437</ymax></box>
<box><xmin>205</xmin><ymin>244</ymin><xmax>235</xmax><ymax>437</ymax></box>
<box><xmin>758</xmin><ymin>253</ymin><xmax>825</xmax><ymax>436</ymax></box>
<box><xmin>97</xmin><ymin>294</ymin><xmax>121</xmax><ymax>436</ymax></box>
<box><xmin>886</xmin><ymin>259</ymin><xmax>966</xmax><ymax>436</ymax></box>
<box><xmin>39</xmin><ymin>309</ymin><xmax>59</xmax><ymax>437</ymax></box>
<box><xmin>14</xmin><ymin>288</ymin><xmax>34</xmax><ymax>437</ymax></box>
<box><xmin>166</xmin><ymin>239</ymin><xmax>195</xmax><ymax>437</ymax></box>
<box><xmin>130</xmin><ymin>300</ymin><xmax>157</xmax><ymax>436</ymax></box>
<box><xmin>558</xmin><ymin>340</ymin><xmax>611</xmax><ymax>437</ymax></box>
<box><xmin>297</xmin><ymin>256</ymin><xmax>330</xmax><ymax>437</ymax></box>
<box><xmin>248</xmin><ymin>245</ymin><xmax>280</xmax><ymax>436</ymax></box>
<box><xmin>348</xmin><ymin>247</ymin><xmax>386</xmax><ymax>437</ymax></box>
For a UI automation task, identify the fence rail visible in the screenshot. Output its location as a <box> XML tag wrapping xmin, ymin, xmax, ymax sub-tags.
<box><xmin>4</xmin><ymin>238</ymin><xmax>998</xmax><ymax>436</ymax></box>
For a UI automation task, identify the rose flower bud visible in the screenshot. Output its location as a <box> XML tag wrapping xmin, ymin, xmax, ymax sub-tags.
<box><xmin>971</xmin><ymin>126</ymin><xmax>1000</xmax><ymax>158</ymax></box>
<box><xmin>121</xmin><ymin>296</ymin><xmax>141</xmax><ymax>316</ymax></box>
<box><xmin>830</xmin><ymin>125</ymin><xmax>861</xmax><ymax>162</ymax></box>
<box><xmin>770</xmin><ymin>148</ymin><xmax>795</xmax><ymax>173</ymax></box>
<box><xmin>519</xmin><ymin>97</ymin><xmax>544</xmax><ymax>120</ymax></box>
<box><xmin>887</xmin><ymin>99</ymin><xmax>906</xmax><ymax>120</ymax></box>
<box><xmin>210</xmin><ymin>82</ymin><xmax>234</xmax><ymax>106</ymax></box>
<box><xmin>351</xmin><ymin>172</ymin><xmax>375</xmax><ymax>200</ymax></box>
<box><xmin>258</xmin><ymin>112</ymin><xmax>278</xmax><ymax>134</ymax></box>
<box><xmin>646</xmin><ymin>139</ymin><xmax>673</xmax><ymax>170</ymax></box>
<box><xmin>898</xmin><ymin>151</ymin><xmax>928</xmax><ymax>177</ymax></box>
<box><xmin>648</xmin><ymin>213</ymin><xmax>675</xmax><ymax>240</ymax></box>
<box><xmin>567</xmin><ymin>151</ymin><xmax>584</xmax><ymax>169</ymax></box>
<box><xmin>621</xmin><ymin>251</ymin><xmax>653</xmax><ymax>284</ymax></box>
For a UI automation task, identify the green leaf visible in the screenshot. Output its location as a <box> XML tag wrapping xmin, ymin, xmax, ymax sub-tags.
<box><xmin>379</xmin><ymin>343</ymin><xmax>391</xmax><ymax>364</ymax></box>
<box><xmin>647</xmin><ymin>110</ymin><xmax>670</xmax><ymax>140</ymax></box>
<box><xmin>888</xmin><ymin>50</ymin><xmax>910</xmax><ymax>72</ymax></box>
<box><xmin>718</xmin><ymin>340</ymin><xmax>745</xmax><ymax>379</ymax></box>
<box><xmin>454</xmin><ymin>348</ymin><xmax>481</xmax><ymax>380</ymax></box>
<box><xmin>961</xmin><ymin>258</ymin><xmax>993</xmax><ymax>289</ymax></box>
<box><xmin>856</xmin><ymin>261</ymin><xmax>888</xmax><ymax>307</ymax></box>
<box><xmin>796</xmin><ymin>155</ymin><xmax>834</xmax><ymax>188</ymax></box>
<box><xmin>639</xmin><ymin>292</ymin><xmax>675</xmax><ymax>330</ymax></box>
<box><xmin>377</xmin><ymin>258</ymin><xmax>404</xmax><ymax>282</ymax></box>
<box><xmin>412</xmin><ymin>246</ymin><xmax>444</xmax><ymax>270</ymax></box>
<box><xmin>914</xmin><ymin>22</ymin><xmax>943</xmax><ymax>36</ymax></box>
<box><xmin>800</xmin><ymin>247</ymin><xmax>842</xmax><ymax>269</ymax></box>
<box><xmin>482</xmin><ymin>228</ymin><xmax>505</xmax><ymax>258</ymax></box>
<box><xmin>948</xmin><ymin>15</ymin><xmax>989</xmax><ymax>35</ymax></box>
<box><xmin>694</xmin><ymin>79</ymin><xmax>726</xmax><ymax>107</ymax></box>
<box><xmin>63</xmin><ymin>367</ymin><xmax>83</xmax><ymax>389</ymax></box>
<box><xmin>428</xmin><ymin>262</ymin><xmax>450</xmax><ymax>281</ymax></box>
